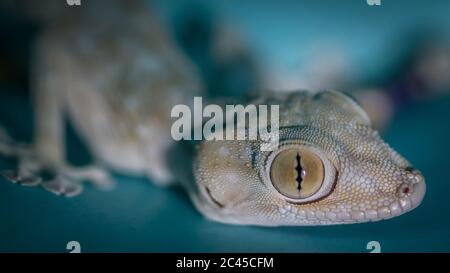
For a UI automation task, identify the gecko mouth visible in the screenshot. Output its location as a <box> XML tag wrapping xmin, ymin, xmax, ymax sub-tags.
<box><xmin>368</xmin><ymin>180</ymin><xmax>426</xmax><ymax>221</ymax></box>
<box><xmin>204</xmin><ymin>186</ymin><xmax>225</xmax><ymax>208</ymax></box>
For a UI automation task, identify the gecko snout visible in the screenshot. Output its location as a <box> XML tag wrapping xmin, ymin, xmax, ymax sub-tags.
<box><xmin>395</xmin><ymin>169</ymin><xmax>426</xmax><ymax>213</ymax></box>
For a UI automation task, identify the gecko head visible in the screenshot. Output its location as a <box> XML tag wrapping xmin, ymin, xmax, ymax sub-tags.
<box><xmin>193</xmin><ymin>90</ymin><xmax>425</xmax><ymax>226</ymax></box>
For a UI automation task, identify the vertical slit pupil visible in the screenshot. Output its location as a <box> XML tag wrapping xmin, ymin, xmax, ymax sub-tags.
<box><xmin>295</xmin><ymin>153</ymin><xmax>303</xmax><ymax>191</ymax></box>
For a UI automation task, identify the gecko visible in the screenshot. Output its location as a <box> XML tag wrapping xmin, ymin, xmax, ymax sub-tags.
<box><xmin>0</xmin><ymin>0</ymin><xmax>425</xmax><ymax>226</ymax></box>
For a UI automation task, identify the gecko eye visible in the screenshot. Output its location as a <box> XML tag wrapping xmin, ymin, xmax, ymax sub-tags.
<box><xmin>270</xmin><ymin>148</ymin><xmax>324</xmax><ymax>199</ymax></box>
<box><xmin>265</xmin><ymin>144</ymin><xmax>336</xmax><ymax>203</ymax></box>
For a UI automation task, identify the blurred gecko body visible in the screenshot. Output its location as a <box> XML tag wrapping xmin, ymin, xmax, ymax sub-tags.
<box><xmin>16</xmin><ymin>0</ymin><xmax>202</xmax><ymax>185</ymax></box>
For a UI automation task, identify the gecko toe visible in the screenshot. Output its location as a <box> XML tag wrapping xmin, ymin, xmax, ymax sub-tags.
<box><xmin>1</xmin><ymin>170</ymin><xmax>42</xmax><ymax>186</ymax></box>
<box><xmin>42</xmin><ymin>176</ymin><xmax>83</xmax><ymax>197</ymax></box>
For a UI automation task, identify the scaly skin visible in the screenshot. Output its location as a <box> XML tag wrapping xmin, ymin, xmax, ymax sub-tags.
<box><xmin>192</xmin><ymin>91</ymin><xmax>425</xmax><ymax>226</ymax></box>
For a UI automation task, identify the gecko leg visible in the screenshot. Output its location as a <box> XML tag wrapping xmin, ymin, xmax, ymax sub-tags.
<box><xmin>0</xmin><ymin>41</ymin><xmax>114</xmax><ymax>196</ymax></box>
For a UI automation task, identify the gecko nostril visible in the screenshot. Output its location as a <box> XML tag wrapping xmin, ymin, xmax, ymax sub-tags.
<box><xmin>402</xmin><ymin>187</ymin><xmax>410</xmax><ymax>194</ymax></box>
<box><xmin>397</xmin><ymin>183</ymin><xmax>414</xmax><ymax>198</ymax></box>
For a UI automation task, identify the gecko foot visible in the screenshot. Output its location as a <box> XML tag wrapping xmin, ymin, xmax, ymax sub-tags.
<box><xmin>1</xmin><ymin>166</ymin><xmax>84</xmax><ymax>197</ymax></box>
<box><xmin>1</xmin><ymin>154</ymin><xmax>114</xmax><ymax>197</ymax></box>
<box><xmin>1</xmin><ymin>164</ymin><xmax>115</xmax><ymax>197</ymax></box>
<box><xmin>41</xmin><ymin>175</ymin><xmax>83</xmax><ymax>197</ymax></box>
<box><xmin>1</xmin><ymin>169</ymin><xmax>42</xmax><ymax>186</ymax></box>
<box><xmin>0</xmin><ymin>125</ymin><xmax>115</xmax><ymax>196</ymax></box>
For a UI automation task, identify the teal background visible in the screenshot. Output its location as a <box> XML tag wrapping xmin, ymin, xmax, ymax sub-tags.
<box><xmin>1</xmin><ymin>0</ymin><xmax>450</xmax><ymax>252</ymax></box>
